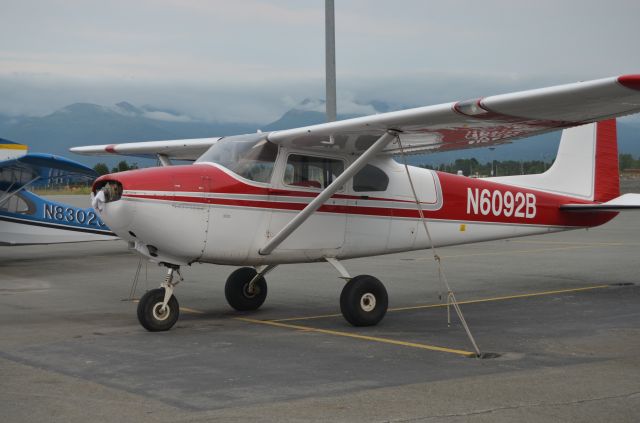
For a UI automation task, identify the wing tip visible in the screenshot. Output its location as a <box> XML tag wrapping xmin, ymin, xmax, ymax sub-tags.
<box><xmin>617</xmin><ymin>74</ymin><xmax>640</xmax><ymax>91</ymax></box>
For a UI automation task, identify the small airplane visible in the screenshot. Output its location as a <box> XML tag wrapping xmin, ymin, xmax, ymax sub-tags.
<box><xmin>0</xmin><ymin>139</ymin><xmax>116</xmax><ymax>245</ymax></box>
<box><xmin>72</xmin><ymin>74</ymin><xmax>640</xmax><ymax>332</ymax></box>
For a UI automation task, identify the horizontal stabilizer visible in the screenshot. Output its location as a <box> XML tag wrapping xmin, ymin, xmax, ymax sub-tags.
<box><xmin>560</xmin><ymin>194</ymin><xmax>640</xmax><ymax>211</ymax></box>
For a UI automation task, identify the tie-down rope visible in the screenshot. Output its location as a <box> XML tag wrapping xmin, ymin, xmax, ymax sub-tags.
<box><xmin>395</xmin><ymin>134</ymin><xmax>482</xmax><ymax>357</ymax></box>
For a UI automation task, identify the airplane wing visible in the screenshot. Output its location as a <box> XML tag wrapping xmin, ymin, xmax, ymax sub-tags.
<box><xmin>70</xmin><ymin>75</ymin><xmax>640</xmax><ymax>159</ymax></box>
<box><xmin>0</xmin><ymin>153</ymin><xmax>97</xmax><ymax>192</ymax></box>
<box><xmin>266</xmin><ymin>75</ymin><xmax>640</xmax><ymax>155</ymax></box>
<box><xmin>70</xmin><ymin>138</ymin><xmax>220</xmax><ymax>161</ymax></box>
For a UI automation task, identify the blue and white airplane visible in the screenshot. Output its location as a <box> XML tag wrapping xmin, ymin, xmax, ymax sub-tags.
<box><xmin>0</xmin><ymin>139</ymin><xmax>116</xmax><ymax>245</ymax></box>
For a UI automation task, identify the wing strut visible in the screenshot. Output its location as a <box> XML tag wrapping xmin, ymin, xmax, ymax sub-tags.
<box><xmin>157</xmin><ymin>154</ymin><xmax>173</xmax><ymax>167</ymax></box>
<box><xmin>259</xmin><ymin>131</ymin><xmax>397</xmax><ymax>255</ymax></box>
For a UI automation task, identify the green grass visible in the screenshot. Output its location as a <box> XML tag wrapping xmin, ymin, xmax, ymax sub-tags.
<box><xmin>31</xmin><ymin>186</ymin><xmax>93</xmax><ymax>196</ymax></box>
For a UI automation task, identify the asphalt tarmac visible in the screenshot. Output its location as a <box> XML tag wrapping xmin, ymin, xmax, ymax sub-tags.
<box><xmin>1</xmin><ymin>195</ymin><xmax>640</xmax><ymax>422</ymax></box>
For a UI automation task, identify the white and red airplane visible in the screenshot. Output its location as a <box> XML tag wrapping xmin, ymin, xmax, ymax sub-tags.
<box><xmin>72</xmin><ymin>75</ymin><xmax>640</xmax><ymax>332</ymax></box>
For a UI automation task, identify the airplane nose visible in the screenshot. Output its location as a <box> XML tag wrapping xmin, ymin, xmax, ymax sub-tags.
<box><xmin>91</xmin><ymin>165</ymin><xmax>212</xmax><ymax>263</ymax></box>
<box><xmin>92</xmin><ymin>174</ymin><xmax>135</xmax><ymax>234</ymax></box>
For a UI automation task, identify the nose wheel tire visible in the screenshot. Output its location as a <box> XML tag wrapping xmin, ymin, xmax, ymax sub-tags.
<box><xmin>340</xmin><ymin>275</ymin><xmax>388</xmax><ymax>326</ymax></box>
<box><xmin>137</xmin><ymin>288</ymin><xmax>180</xmax><ymax>332</ymax></box>
<box><xmin>225</xmin><ymin>267</ymin><xmax>268</xmax><ymax>311</ymax></box>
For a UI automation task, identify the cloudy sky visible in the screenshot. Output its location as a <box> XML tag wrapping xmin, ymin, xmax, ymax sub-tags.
<box><xmin>1</xmin><ymin>0</ymin><xmax>640</xmax><ymax>123</ymax></box>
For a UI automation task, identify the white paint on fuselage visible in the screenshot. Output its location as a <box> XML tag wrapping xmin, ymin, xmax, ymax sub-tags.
<box><xmin>103</xmin><ymin>195</ymin><xmax>572</xmax><ymax>266</ymax></box>
<box><xmin>97</xmin><ymin>156</ymin><xmax>575</xmax><ymax>267</ymax></box>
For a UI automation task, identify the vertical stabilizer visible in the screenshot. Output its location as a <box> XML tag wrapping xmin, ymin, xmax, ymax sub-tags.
<box><xmin>491</xmin><ymin>119</ymin><xmax>619</xmax><ymax>202</ymax></box>
<box><xmin>0</xmin><ymin>139</ymin><xmax>28</xmax><ymax>161</ymax></box>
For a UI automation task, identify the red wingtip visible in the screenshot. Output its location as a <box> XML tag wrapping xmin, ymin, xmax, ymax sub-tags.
<box><xmin>618</xmin><ymin>74</ymin><xmax>640</xmax><ymax>91</ymax></box>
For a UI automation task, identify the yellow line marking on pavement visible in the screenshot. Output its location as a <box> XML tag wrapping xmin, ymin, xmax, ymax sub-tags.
<box><xmin>388</xmin><ymin>285</ymin><xmax>609</xmax><ymax>312</ymax></box>
<box><xmin>181</xmin><ymin>306</ymin><xmax>206</xmax><ymax>315</ymax></box>
<box><xmin>235</xmin><ymin>317</ymin><xmax>476</xmax><ymax>357</ymax></box>
<box><xmin>271</xmin><ymin>284</ymin><xmax>610</xmax><ymax>322</ymax></box>
<box><xmin>272</xmin><ymin>313</ymin><xmax>343</xmax><ymax>322</ymax></box>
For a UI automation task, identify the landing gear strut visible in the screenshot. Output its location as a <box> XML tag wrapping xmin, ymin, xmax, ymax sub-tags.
<box><xmin>137</xmin><ymin>265</ymin><xmax>181</xmax><ymax>331</ymax></box>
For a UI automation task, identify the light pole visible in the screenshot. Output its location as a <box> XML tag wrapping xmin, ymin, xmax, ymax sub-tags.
<box><xmin>325</xmin><ymin>0</ymin><xmax>337</xmax><ymax>122</ymax></box>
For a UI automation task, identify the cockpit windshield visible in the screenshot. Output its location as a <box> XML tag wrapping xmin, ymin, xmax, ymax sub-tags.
<box><xmin>196</xmin><ymin>134</ymin><xmax>278</xmax><ymax>183</ymax></box>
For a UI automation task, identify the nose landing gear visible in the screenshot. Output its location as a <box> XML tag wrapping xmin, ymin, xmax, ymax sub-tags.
<box><xmin>137</xmin><ymin>265</ymin><xmax>182</xmax><ymax>331</ymax></box>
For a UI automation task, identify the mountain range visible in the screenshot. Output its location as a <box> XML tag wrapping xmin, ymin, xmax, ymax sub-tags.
<box><xmin>1</xmin><ymin>100</ymin><xmax>639</xmax><ymax>167</ymax></box>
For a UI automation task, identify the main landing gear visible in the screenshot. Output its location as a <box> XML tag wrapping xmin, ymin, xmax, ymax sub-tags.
<box><xmin>340</xmin><ymin>275</ymin><xmax>388</xmax><ymax>326</ymax></box>
<box><xmin>221</xmin><ymin>264</ymin><xmax>389</xmax><ymax>327</ymax></box>
<box><xmin>225</xmin><ymin>267</ymin><xmax>268</xmax><ymax>311</ymax></box>
<box><xmin>325</xmin><ymin>257</ymin><xmax>389</xmax><ymax>326</ymax></box>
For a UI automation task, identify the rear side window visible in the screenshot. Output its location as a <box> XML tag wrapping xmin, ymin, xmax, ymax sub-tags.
<box><xmin>284</xmin><ymin>154</ymin><xmax>344</xmax><ymax>189</ymax></box>
<box><xmin>353</xmin><ymin>165</ymin><xmax>389</xmax><ymax>192</ymax></box>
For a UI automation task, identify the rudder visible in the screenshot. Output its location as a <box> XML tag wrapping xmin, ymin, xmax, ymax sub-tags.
<box><xmin>593</xmin><ymin>119</ymin><xmax>620</xmax><ymax>202</ymax></box>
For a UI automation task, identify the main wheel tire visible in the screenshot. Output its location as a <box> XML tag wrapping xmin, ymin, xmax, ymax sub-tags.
<box><xmin>137</xmin><ymin>288</ymin><xmax>180</xmax><ymax>332</ymax></box>
<box><xmin>340</xmin><ymin>275</ymin><xmax>388</xmax><ymax>326</ymax></box>
<box><xmin>225</xmin><ymin>267</ymin><xmax>268</xmax><ymax>311</ymax></box>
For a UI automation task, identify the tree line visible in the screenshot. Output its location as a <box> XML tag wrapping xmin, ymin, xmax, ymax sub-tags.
<box><xmin>419</xmin><ymin>158</ymin><xmax>550</xmax><ymax>177</ymax></box>
<box><xmin>93</xmin><ymin>161</ymin><xmax>139</xmax><ymax>175</ymax></box>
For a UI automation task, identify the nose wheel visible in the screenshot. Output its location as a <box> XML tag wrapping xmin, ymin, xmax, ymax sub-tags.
<box><xmin>137</xmin><ymin>265</ymin><xmax>181</xmax><ymax>331</ymax></box>
<box><xmin>137</xmin><ymin>288</ymin><xmax>180</xmax><ymax>331</ymax></box>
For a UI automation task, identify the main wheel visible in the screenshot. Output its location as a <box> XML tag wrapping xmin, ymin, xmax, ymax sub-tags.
<box><xmin>340</xmin><ymin>275</ymin><xmax>388</xmax><ymax>326</ymax></box>
<box><xmin>225</xmin><ymin>267</ymin><xmax>268</xmax><ymax>311</ymax></box>
<box><xmin>137</xmin><ymin>288</ymin><xmax>180</xmax><ymax>332</ymax></box>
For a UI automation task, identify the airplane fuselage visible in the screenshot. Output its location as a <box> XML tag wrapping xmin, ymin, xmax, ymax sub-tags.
<box><xmin>96</xmin><ymin>156</ymin><xmax>613</xmax><ymax>267</ymax></box>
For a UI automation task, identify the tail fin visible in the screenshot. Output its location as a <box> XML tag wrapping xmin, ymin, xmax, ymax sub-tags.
<box><xmin>492</xmin><ymin>119</ymin><xmax>619</xmax><ymax>202</ymax></box>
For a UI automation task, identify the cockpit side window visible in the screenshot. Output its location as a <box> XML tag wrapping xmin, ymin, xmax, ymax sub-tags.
<box><xmin>284</xmin><ymin>154</ymin><xmax>344</xmax><ymax>189</ymax></box>
<box><xmin>196</xmin><ymin>136</ymin><xmax>278</xmax><ymax>183</ymax></box>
